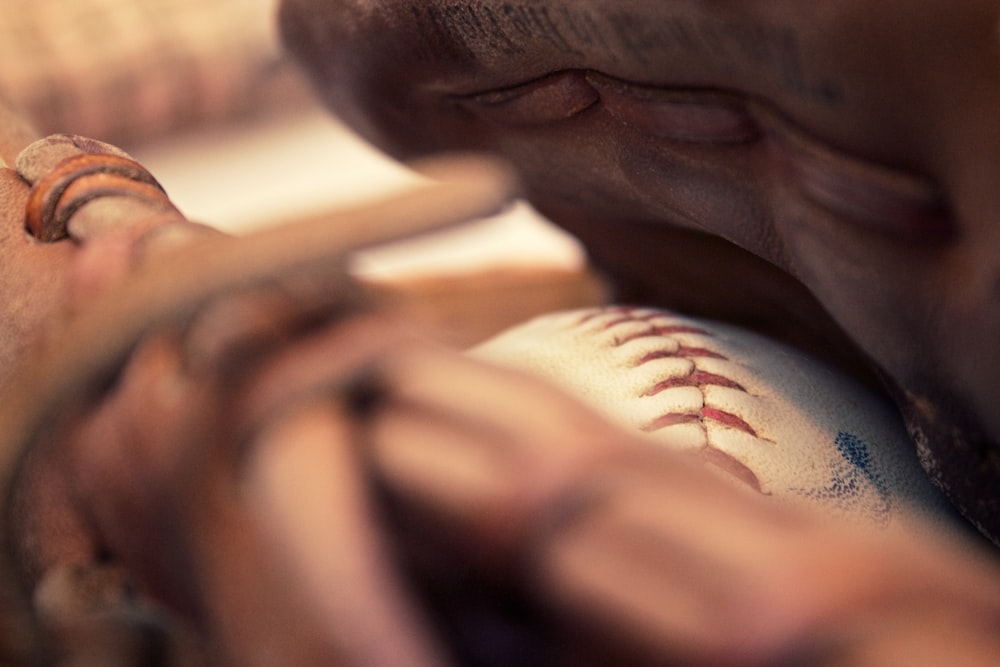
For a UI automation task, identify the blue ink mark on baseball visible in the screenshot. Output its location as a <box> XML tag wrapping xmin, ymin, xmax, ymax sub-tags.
<box><xmin>792</xmin><ymin>432</ymin><xmax>891</xmax><ymax>524</ymax></box>
<box><xmin>835</xmin><ymin>431</ymin><xmax>889</xmax><ymax>498</ymax></box>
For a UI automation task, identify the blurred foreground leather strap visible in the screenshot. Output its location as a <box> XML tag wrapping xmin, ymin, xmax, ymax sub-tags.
<box><xmin>16</xmin><ymin>134</ymin><xmax>182</xmax><ymax>242</ymax></box>
<box><xmin>0</xmin><ymin>154</ymin><xmax>516</xmax><ymax>664</ymax></box>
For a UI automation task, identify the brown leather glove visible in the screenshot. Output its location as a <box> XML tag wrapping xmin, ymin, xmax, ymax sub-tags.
<box><xmin>0</xmin><ymin>129</ymin><xmax>995</xmax><ymax>666</ymax></box>
<box><xmin>16</xmin><ymin>282</ymin><xmax>1000</xmax><ymax>666</ymax></box>
<box><xmin>0</xmin><ymin>135</ymin><xmax>514</xmax><ymax>664</ymax></box>
<box><xmin>278</xmin><ymin>0</ymin><xmax>1000</xmax><ymax>546</ymax></box>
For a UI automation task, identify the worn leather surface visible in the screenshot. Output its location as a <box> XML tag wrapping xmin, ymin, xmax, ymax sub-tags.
<box><xmin>0</xmin><ymin>144</ymin><xmax>515</xmax><ymax>663</ymax></box>
<box><xmin>279</xmin><ymin>0</ymin><xmax>1000</xmax><ymax>542</ymax></box>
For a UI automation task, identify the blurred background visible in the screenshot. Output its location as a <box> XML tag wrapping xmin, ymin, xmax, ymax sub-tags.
<box><xmin>0</xmin><ymin>0</ymin><xmax>604</xmax><ymax>344</ymax></box>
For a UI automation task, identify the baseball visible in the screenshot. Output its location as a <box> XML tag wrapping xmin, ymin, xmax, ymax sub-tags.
<box><xmin>468</xmin><ymin>306</ymin><xmax>960</xmax><ymax>532</ymax></box>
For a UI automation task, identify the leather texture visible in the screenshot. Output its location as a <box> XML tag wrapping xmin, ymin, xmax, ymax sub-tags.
<box><xmin>279</xmin><ymin>0</ymin><xmax>1000</xmax><ymax>543</ymax></box>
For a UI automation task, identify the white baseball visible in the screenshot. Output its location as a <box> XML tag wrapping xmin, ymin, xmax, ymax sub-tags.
<box><xmin>468</xmin><ymin>306</ymin><xmax>960</xmax><ymax>531</ymax></box>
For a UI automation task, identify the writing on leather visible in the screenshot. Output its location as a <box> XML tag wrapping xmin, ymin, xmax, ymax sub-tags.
<box><xmin>408</xmin><ymin>3</ymin><xmax>843</xmax><ymax>105</ymax></box>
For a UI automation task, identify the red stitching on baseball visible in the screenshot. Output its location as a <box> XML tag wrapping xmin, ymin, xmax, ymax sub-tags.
<box><xmin>636</xmin><ymin>349</ymin><xmax>677</xmax><ymax>363</ymax></box>
<box><xmin>634</xmin><ymin>346</ymin><xmax>728</xmax><ymax>363</ymax></box>
<box><xmin>602</xmin><ymin>314</ymin><xmax>648</xmax><ymax>330</ymax></box>
<box><xmin>643</xmin><ymin>370</ymin><xmax>746</xmax><ymax>396</ymax></box>
<box><xmin>701</xmin><ymin>407</ymin><xmax>758</xmax><ymax>436</ymax></box>
<box><xmin>674</xmin><ymin>346</ymin><xmax>727</xmax><ymax>360</ymax></box>
<box><xmin>616</xmin><ymin>326</ymin><xmax>715</xmax><ymax>346</ymax></box>
<box><xmin>699</xmin><ymin>447</ymin><xmax>765</xmax><ymax>494</ymax></box>
<box><xmin>643</xmin><ymin>407</ymin><xmax>758</xmax><ymax>437</ymax></box>
<box><xmin>641</xmin><ymin>412</ymin><xmax>701</xmax><ymax>430</ymax></box>
<box><xmin>577</xmin><ymin>305</ymin><xmax>640</xmax><ymax>325</ymax></box>
<box><xmin>592</xmin><ymin>308</ymin><xmax>719</xmax><ymax>348</ymax></box>
<box><xmin>570</xmin><ymin>307</ymin><xmax>772</xmax><ymax>494</ymax></box>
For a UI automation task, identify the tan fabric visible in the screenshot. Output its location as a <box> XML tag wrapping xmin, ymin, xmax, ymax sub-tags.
<box><xmin>0</xmin><ymin>0</ymin><xmax>311</xmax><ymax>146</ymax></box>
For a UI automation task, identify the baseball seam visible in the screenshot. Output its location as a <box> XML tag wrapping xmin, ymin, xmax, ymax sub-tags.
<box><xmin>577</xmin><ymin>306</ymin><xmax>771</xmax><ymax>492</ymax></box>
